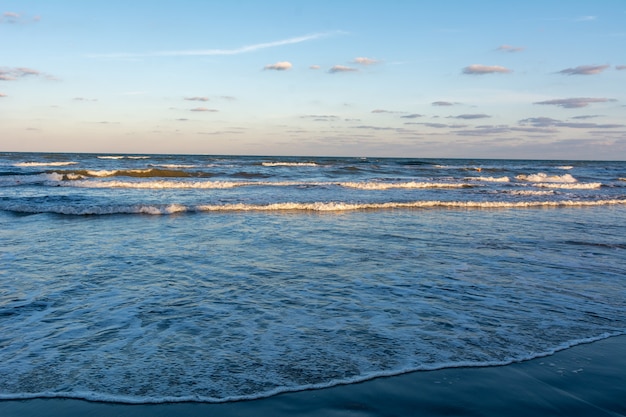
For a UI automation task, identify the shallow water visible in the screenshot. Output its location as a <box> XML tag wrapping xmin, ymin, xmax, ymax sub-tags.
<box><xmin>1</xmin><ymin>153</ymin><xmax>625</xmax><ymax>402</ymax></box>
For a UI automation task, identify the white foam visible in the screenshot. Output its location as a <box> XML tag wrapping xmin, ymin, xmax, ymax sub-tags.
<box><xmin>14</xmin><ymin>161</ymin><xmax>78</xmax><ymax>167</ymax></box>
<box><xmin>516</xmin><ymin>173</ymin><xmax>578</xmax><ymax>183</ymax></box>
<box><xmin>531</xmin><ymin>182</ymin><xmax>602</xmax><ymax>190</ymax></box>
<box><xmin>506</xmin><ymin>190</ymin><xmax>556</xmax><ymax>196</ymax></box>
<box><xmin>338</xmin><ymin>181</ymin><xmax>470</xmax><ymax>190</ymax></box>
<box><xmin>466</xmin><ymin>176</ymin><xmax>510</xmax><ymax>182</ymax></box>
<box><xmin>196</xmin><ymin>199</ymin><xmax>626</xmax><ymax>213</ymax></box>
<box><xmin>262</xmin><ymin>162</ymin><xmax>319</xmax><ymax>167</ymax></box>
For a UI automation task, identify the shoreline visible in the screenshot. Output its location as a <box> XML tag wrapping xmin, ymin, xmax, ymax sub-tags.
<box><xmin>2</xmin><ymin>334</ymin><xmax>625</xmax><ymax>416</ymax></box>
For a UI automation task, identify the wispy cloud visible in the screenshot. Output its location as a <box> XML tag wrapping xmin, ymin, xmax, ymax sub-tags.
<box><xmin>557</xmin><ymin>64</ymin><xmax>610</xmax><ymax>75</ymax></box>
<box><xmin>432</xmin><ymin>101</ymin><xmax>458</xmax><ymax>106</ymax></box>
<box><xmin>328</xmin><ymin>65</ymin><xmax>358</xmax><ymax>74</ymax></box>
<box><xmin>300</xmin><ymin>115</ymin><xmax>339</xmax><ymax>122</ymax></box>
<box><xmin>0</xmin><ymin>67</ymin><xmax>39</xmax><ymax>80</ymax></box>
<box><xmin>185</xmin><ymin>96</ymin><xmax>209</xmax><ymax>102</ymax></box>
<box><xmin>371</xmin><ymin>109</ymin><xmax>405</xmax><ymax>114</ymax></box>
<box><xmin>309</xmin><ymin>65</ymin><xmax>321</xmax><ymax>70</ymax></box>
<box><xmin>462</xmin><ymin>64</ymin><xmax>512</xmax><ymax>75</ymax></box>
<box><xmin>616</xmin><ymin>65</ymin><xmax>626</xmax><ymax>70</ymax></box>
<box><xmin>89</xmin><ymin>31</ymin><xmax>342</xmax><ymax>58</ymax></box>
<box><xmin>353</xmin><ymin>57</ymin><xmax>380</xmax><ymax>65</ymax></box>
<box><xmin>534</xmin><ymin>97</ymin><xmax>618</xmax><ymax>108</ymax></box>
<box><xmin>519</xmin><ymin>117</ymin><xmax>623</xmax><ymax>129</ymax></box>
<box><xmin>0</xmin><ymin>92</ymin><xmax>7</xmax><ymax>97</ymax></box>
<box><xmin>496</xmin><ymin>45</ymin><xmax>525</xmax><ymax>53</ymax></box>
<box><xmin>264</xmin><ymin>61</ymin><xmax>292</xmax><ymax>71</ymax></box>
<box><xmin>190</xmin><ymin>107</ymin><xmax>218</xmax><ymax>112</ymax></box>
<box><xmin>575</xmin><ymin>15</ymin><xmax>597</xmax><ymax>22</ymax></box>
<box><xmin>449</xmin><ymin>114</ymin><xmax>491</xmax><ymax>119</ymax></box>
<box><xmin>1</xmin><ymin>11</ymin><xmax>39</xmax><ymax>24</ymax></box>
<box><xmin>400</xmin><ymin>114</ymin><xmax>423</xmax><ymax>119</ymax></box>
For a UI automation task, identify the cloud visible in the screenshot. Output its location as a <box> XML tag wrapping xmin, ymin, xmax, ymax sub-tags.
<box><xmin>353</xmin><ymin>57</ymin><xmax>380</xmax><ymax>65</ymax></box>
<box><xmin>400</xmin><ymin>114</ymin><xmax>423</xmax><ymax>119</ymax></box>
<box><xmin>0</xmin><ymin>92</ymin><xmax>6</xmax><ymax>97</ymax></box>
<box><xmin>1</xmin><ymin>11</ymin><xmax>39</xmax><ymax>24</ymax></box>
<box><xmin>309</xmin><ymin>65</ymin><xmax>321</xmax><ymax>70</ymax></box>
<box><xmin>575</xmin><ymin>15</ymin><xmax>597</xmax><ymax>22</ymax></box>
<box><xmin>328</xmin><ymin>65</ymin><xmax>358</xmax><ymax>74</ymax></box>
<box><xmin>497</xmin><ymin>45</ymin><xmax>525</xmax><ymax>53</ymax></box>
<box><xmin>371</xmin><ymin>109</ymin><xmax>405</xmax><ymax>114</ymax></box>
<box><xmin>432</xmin><ymin>101</ymin><xmax>457</xmax><ymax>106</ymax></box>
<box><xmin>616</xmin><ymin>65</ymin><xmax>626</xmax><ymax>70</ymax></box>
<box><xmin>264</xmin><ymin>61</ymin><xmax>292</xmax><ymax>71</ymax></box>
<box><xmin>89</xmin><ymin>31</ymin><xmax>342</xmax><ymax>58</ymax></box>
<box><xmin>462</xmin><ymin>64</ymin><xmax>512</xmax><ymax>75</ymax></box>
<box><xmin>190</xmin><ymin>107</ymin><xmax>218</xmax><ymax>112</ymax></box>
<box><xmin>534</xmin><ymin>97</ymin><xmax>618</xmax><ymax>108</ymax></box>
<box><xmin>300</xmin><ymin>115</ymin><xmax>339</xmax><ymax>122</ymax></box>
<box><xmin>571</xmin><ymin>115</ymin><xmax>600</xmax><ymax>120</ymax></box>
<box><xmin>73</xmin><ymin>97</ymin><xmax>98</xmax><ymax>102</ymax></box>
<box><xmin>449</xmin><ymin>114</ymin><xmax>491</xmax><ymax>119</ymax></box>
<box><xmin>405</xmin><ymin>122</ymin><xmax>468</xmax><ymax>129</ymax></box>
<box><xmin>519</xmin><ymin>117</ymin><xmax>623</xmax><ymax>129</ymax></box>
<box><xmin>0</xmin><ymin>67</ymin><xmax>41</xmax><ymax>80</ymax></box>
<box><xmin>455</xmin><ymin>125</ymin><xmax>558</xmax><ymax>136</ymax></box>
<box><xmin>185</xmin><ymin>96</ymin><xmax>209</xmax><ymax>102</ymax></box>
<box><xmin>557</xmin><ymin>64</ymin><xmax>610</xmax><ymax>75</ymax></box>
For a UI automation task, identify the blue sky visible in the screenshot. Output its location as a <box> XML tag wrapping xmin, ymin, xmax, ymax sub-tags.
<box><xmin>1</xmin><ymin>1</ymin><xmax>625</xmax><ymax>159</ymax></box>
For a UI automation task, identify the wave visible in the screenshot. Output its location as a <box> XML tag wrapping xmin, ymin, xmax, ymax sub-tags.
<box><xmin>530</xmin><ymin>182</ymin><xmax>602</xmax><ymax>190</ymax></box>
<box><xmin>97</xmin><ymin>156</ymin><xmax>149</xmax><ymax>160</ymax></box>
<box><xmin>3</xmin><ymin>199</ymin><xmax>626</xmax><ymax>215</ymax></box>
<box><xmin>45</xmin><ymin>178</ymin><xmax>475</xmax><ymax>190</ymax></box>
<box><xmin>14</xmin><ymin>161</ymin><xmax>77</xmax><ymax>167</ymax></box>
<box><xmin>262</xmin><ymin>162</ymin><xmax>319</xmax><ymax>167</ymax></box>
<box><xmin>0</xmin><ymin>332</ymin><xmax>620</xmax><ymax>404</ymax></box>
<box><xmin>465</xmin><ymin>176</ymin><xmax>510</xmax><ymax>182</ymax></box>
<box><xmin>516</xmin><ymin>173</ymin><xmax>577</xmax><ymax>183</ymax></box>
<box><xmin>337</xmin><ymin>181</ymin><xmax>472</xmax><ymax>190</ymax></box>
<box><xmin>49</xmin><ymin>168</ymin><xmax>209</xmax><ymax>179</ymax></box>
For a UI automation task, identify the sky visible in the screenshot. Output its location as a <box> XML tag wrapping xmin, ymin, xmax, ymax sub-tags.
<box><xmin>1</xmin><ymin>0</ymin><xmax>625</xmax><ymax>159</ymax></box>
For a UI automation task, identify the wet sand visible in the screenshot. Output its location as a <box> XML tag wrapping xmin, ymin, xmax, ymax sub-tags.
<box><xmin>1</xmin><ymin>335</ymin><xmax>625</xmax><ymax>416</ymax></box>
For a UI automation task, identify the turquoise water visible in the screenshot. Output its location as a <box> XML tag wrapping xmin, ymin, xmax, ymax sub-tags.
<box><xmin>1</xmin><ymin>153</ymin><xmax>625</xmax><ymax>402</ymax></box>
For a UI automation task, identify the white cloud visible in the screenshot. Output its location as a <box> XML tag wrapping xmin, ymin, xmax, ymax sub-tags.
<box><xmin>309</xmin><ymin>65</ymin><xmax>321</xmax><ymax>70</ymax></box>
<box><xmin>264</xmin><ymin>61</ymin><xmax>292</xmax><ymax>71</ymax></box>
<box><xmin>353</xmin><ymin>57</ymin><xmax>380</xmax><ymax>65</ymax></box>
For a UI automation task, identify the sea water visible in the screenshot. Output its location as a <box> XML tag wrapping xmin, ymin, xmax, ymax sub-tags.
<box><xmin>0</xmin><ymin>152</ymin><xmax>625</xmax><ymax>403</ymax></box>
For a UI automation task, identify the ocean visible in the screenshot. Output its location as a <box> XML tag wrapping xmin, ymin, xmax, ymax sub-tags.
<box><xmin>0</xmin><ymin>152</ymin><xmax>625</xmax><ymax>404</ymax></box>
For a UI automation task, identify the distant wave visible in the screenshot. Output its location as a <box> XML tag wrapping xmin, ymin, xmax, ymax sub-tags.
<box><xmin>97</xmin><ymin>156</ymin><xmax>149</xmax><ymax>160</ymax></box>
<box><xmin>14</xmin><ymin>161</ymin><xmax>77</xmax><ymax>167</ymax></box>
<box><xmin>50</xmin><ymin>179</ymin><xmax>473</xmax><ymax>190</ymax></box>
<box><xmin>48</xmin><ymin>168</ymin><xmax>209</xmax><ymax>179</ymax></box>
<box><xmin>3</xmin><ymin>199</ymin><xmax>625</xmax><ymax>215</ymax></box>
<box><xmin>262</xmin><ymin>162</ymin><xmax>319</xmax><ymax>167</ymax></box>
